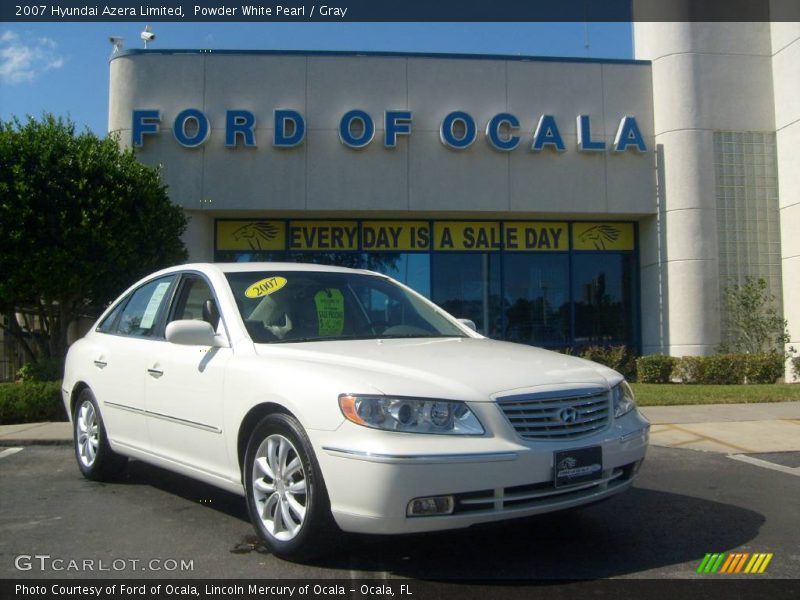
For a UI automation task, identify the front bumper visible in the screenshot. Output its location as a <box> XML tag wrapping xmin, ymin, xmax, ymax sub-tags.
<box><xmin>310</xmin><ymin>408</ymin><xmax>649</xmax><ymax>534</ymax></box>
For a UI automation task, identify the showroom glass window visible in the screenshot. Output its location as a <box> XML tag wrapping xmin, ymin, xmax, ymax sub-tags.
<box><xmin>503</xmin><ymin>254</ymin><xmax>570</xmax><ymax>347</ymax></box>
<box><xmin>572</xmin><ymin>254</ymin><xmax>637</xmax><ymax>346</ymax></box>
<box><xmin>214</xmin><ymin>221</ymin><xmax>640</xmax><ymax>352</ymax></box>
<box><xmin>431</xmin><ymin>254</ymin><xmax>501</xmax><ymax>337</ymax></box>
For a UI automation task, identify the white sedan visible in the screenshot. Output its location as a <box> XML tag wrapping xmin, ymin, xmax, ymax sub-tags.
<box><xmin>63</xmin><ymin>262</ymin><xmax>649</xmax><ymax>560</ymax></box>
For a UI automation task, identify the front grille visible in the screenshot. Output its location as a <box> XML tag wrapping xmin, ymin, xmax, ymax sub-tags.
<box><xmin>497</xmin><ymin>387</ymin><xmax>610</xmax><ymax>440</ymax></box>
<box><xmin>452</xmin><ymin>463</ymin><xmax>636</xmax><ymax>514</ymax></box>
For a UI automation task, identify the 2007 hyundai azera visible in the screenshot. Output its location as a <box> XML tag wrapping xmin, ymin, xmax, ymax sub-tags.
<box><xmin>64</xmin><ymin>262</ymin><xmax>649</xmax><ymax>560</ymax></box>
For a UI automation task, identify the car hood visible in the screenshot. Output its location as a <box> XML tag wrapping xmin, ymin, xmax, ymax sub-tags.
<box><xmin>255</xmin><ymin>337</ymin><xmax>620</xmax><ymax>401</ymax></box>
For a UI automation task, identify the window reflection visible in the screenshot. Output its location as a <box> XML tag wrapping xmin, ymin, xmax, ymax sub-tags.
<box><xmin>503</xmin><ymin>254</ymin><xmax>569</xmax><ymax>346</ymax></box>
<box><xmin>573</xmin><ymin>254</ymin><xmax>635</xmax><ymax>345</ymax></box>
<box><xmin>431</xmin><ymin>254</ymin><xmax>501</xmax><ymax>337</ymax></box>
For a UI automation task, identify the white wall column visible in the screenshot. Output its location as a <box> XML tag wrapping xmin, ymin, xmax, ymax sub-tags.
<box><xmin>634</xmin><ymin>23</ymin><xmax>776</xmax><ymax>356</ymax></box>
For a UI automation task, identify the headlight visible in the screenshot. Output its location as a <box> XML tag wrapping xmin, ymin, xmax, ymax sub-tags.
<box><xmin>338</xmin><ymin>394</ymin><xmax>484</xmax><ymax>435</ymax></box>
<box><xmin>612</xmin><ymin>380</ymin><xmax>636</xmax><ymax>418</ymax></box>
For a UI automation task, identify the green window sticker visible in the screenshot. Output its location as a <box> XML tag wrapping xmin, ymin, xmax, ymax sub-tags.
<box><xmin>314</xmin><ymin>289</ymin><xmax>345</xmax><ymax>337</ymax></box>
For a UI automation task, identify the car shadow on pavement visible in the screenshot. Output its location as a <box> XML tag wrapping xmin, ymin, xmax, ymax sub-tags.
<box><xmin>115</xmin><ymin>459</ymin><xmax>251</xmax><ymax>522</ymax></box>
<box><xmin>116</xmin><ymin>458</ymin><xmax>765</xmax><ymax>579</ymax></box>
<box><xmin>311</xmin><ymin>486</ymin><xmax>765</xmax><ymax>579</ymax></box>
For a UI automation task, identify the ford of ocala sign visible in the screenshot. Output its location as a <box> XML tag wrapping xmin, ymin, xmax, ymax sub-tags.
<box><xmin>132</xmin><ymin>109</ymin><xmax>648</xmax><ymax>153</ymax></box>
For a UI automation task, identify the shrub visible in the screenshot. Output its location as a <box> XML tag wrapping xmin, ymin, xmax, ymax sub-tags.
<box><xmin>17</xmin><ymin>358</ymin><xmax>62</xmax><ymax>382</ymax></box>
<box><xmin>702</xmin><ymin>354</ymin><xmax>746</xmax><ymax>385</ymax></box>
<box><xmin>0</xmin><ymin>381</ymin><xmax>66</xmax><ymax>424</ymax></box>
<box><xmin>636</xmin><ymin>354</ymin><xmax>676</xmax><ymax>383</ymax></box>
<box><xmin>744</xmin><ymin>352</ymin><xmax>785</xmax><ymax>384</ymax></box>
<box><xmin>673</xmin><ymin>356</ymin><xmax>706</xmax><ymax>384</ymax></box>
<box><xmin>793</xmin><ymin>356</ymin><xmax>800</xmax><ymax>382</ymax></box>
<box><xmin>578</xmin><ymin>345</ymin><xmax>637</xmax><ymax>381</ymax></box>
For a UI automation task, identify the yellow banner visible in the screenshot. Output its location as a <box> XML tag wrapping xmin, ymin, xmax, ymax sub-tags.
<box><xmin>434</xmin><ymin>221</ymin><xmax>502</xmax><ymax>251</ymax></box>
<box><xmin>362</xmin><ymin>221</ymin><xmax>431</xmax><ymax>251</ymax></box>
<box><xmin>289</xmin><ymin>220</ymin><xmax>359</xmax><ymax>251</ymax></box>
<box><xmin>216</xmin><ymin>220</ymin><xmax>635</xmax><ymax>252</ymax></box>
<box><xmin>216</xmin><ymin>220</ymin><xmax>286</xmax><ymax>251</ymax></box>
<box><xmin>504</xmin><ymin>222</ymin><xmax>568</xmax><ymax>251</ymax></box>
<box><xmin>572</xmin><ymin>222</ymin><xmax>635</xmax><ymax>251</ymax></box>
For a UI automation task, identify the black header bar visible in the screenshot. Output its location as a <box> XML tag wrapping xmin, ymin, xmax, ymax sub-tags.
<box><xmin>3</xmin><ymin>1</ymin><xmax>800</xmax><ymax>23</ymax></box>
<box><xmin>3</xmin><ymin>579</ymin><xmax>800</xmax><ymax>600</ymax></box>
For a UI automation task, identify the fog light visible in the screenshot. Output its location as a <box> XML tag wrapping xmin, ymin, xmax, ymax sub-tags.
<box><xmin>407</xmin><ymin>495</ymin><xmax>454</xmax><ymax>517</ymax></box>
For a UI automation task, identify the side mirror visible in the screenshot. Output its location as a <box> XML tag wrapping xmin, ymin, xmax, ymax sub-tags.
<box><xmin>166</xmin><ymin>320</ymin><xmax>227</xmax><ymax>347</ymax></box>
<box><xmin>457</xmin><ymin>318</ymin><xmax>477</xmax><ymax>332</ymax></box>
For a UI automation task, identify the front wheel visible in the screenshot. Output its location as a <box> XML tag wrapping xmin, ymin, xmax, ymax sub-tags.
<box><xmin>73</xmin><ymin>388</ymin><xmax>127</xmax><ymax>481</ymax></box>
<box><xmin>244</xmin><ymin>413</ymin><xmax>337</xmax><ymax>561</ymax></box>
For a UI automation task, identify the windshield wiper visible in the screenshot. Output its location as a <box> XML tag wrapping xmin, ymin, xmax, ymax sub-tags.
<box><xmin>376</xmin><ymin>334</ymin><xmax>464</xmax><ymax>340</ymax></box>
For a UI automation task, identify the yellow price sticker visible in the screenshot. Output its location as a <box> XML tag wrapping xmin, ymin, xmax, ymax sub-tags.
<box><xmin>245</xmin><ymin>277</ymin><xmax>288</xmax><ymax>298</ymax></box>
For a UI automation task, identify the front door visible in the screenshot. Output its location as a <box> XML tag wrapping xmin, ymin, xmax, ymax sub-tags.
<box><xmin>144</xmin><ymin>274</ymin><xmax>232</xmax><ymax>478</ymax></box>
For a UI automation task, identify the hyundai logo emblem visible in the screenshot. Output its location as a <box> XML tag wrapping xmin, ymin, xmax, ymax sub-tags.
<box><xmin>558</xmin><ymin>407</ymin><xmax>579</xmax><ymax>424</ymax></box>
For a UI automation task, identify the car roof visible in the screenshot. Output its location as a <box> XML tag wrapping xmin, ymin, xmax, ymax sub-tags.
<box><xmin>181</xmin><ymin>262</ymin><xmax>380</xmax><ymax>276</ymax></box>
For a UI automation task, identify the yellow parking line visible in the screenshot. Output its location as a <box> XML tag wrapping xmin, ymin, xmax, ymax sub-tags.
<box><xmin>670</xmin><ymin>437</ymin><xmax>706</xmax><ymax>447</ymax></box>
<box><xmin>666</xmin><ymin>424</ymin><xmax>754</xmax><ymax>453</ymax></box>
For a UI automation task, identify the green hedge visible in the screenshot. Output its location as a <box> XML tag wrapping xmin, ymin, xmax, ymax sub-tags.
<box><xmin>17</xmin><ymin>358</ymin><xmax>62</xmax><ymax>382</ymax></box>
<box><xmin>576</xmin><ymin>345</ymin><xmax>637</xmax><ymax>381</ymax></box>
<box><xmin>636</xmin><ymin>354</ymin><xmax>676</xmax><ymax>383</ymax></box>
<box><xmin>0</xmin><ymin>381</ymin><xmax>66</xmax><ymax>424</ymax></box>
<box><xmin>744</xmin><ymin>352</ymin><xmax>786</xmax><ymax>384</ymax></box>
<box><xmin>672</xmin><ymin>352</ymin><xmax>784</xmax><ymax>385</ymax></box>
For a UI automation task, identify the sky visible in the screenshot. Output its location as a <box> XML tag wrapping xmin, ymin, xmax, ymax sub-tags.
<box><xmin>0</xmin><ymin>22</ymin><xmax>632</xmax><ymax>136</ymax></box>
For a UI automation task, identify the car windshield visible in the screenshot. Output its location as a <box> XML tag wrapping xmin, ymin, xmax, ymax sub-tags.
<box><xmin>225</xmin><ymin>271</ymin><xmax>467</xmax><ymax>344</ymax></box>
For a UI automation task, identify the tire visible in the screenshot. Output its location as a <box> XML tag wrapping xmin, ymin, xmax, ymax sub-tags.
<box><xmin>244</xmin><ymin>413</ymin><xmax>337</xmax><ymax>561</ymax></box>
<box><xmin>73</xmin><ymin>388</ymin><xmax>127</xmax><ymax>481</ymax></box>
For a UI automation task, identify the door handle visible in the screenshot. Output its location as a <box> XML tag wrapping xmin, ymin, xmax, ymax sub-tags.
<box><xmin>93</xmin><ymin>359</ymin><xmax>107</xmax><ymax>369</ymax></box>
<box><xmin>147</xmin><ymin>367</ymin><xmax>164</xmax><ymax>378</ymax></box>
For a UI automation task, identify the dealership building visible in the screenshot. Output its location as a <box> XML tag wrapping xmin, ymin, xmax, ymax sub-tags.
<box><xmin>107</xmin><ymin>22</ymin><xmax>799</xmax><ymax>377</ymax></box>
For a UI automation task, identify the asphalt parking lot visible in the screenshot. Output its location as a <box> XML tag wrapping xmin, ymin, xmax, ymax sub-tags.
<box><xmin>0</xmin><ymin>445</ymin><xmax>798</xmax><ymax>580</ymax></box>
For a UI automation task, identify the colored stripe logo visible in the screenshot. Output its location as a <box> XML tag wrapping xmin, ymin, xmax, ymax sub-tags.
<box><xmin>697</xmin><ymin>552</ymin><xmax>773</xmax><ymax>574</ymax></box>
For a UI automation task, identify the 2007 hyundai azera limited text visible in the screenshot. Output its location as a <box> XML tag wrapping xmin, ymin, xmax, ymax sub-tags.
<box><xmin>63</xmin><ymin>263</ymin><xmax>649</xmax><ymax>560</ymax></box>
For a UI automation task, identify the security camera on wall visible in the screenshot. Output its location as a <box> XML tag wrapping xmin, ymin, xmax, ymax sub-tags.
<box><xmin>140</xmin><ymin>25</ymin><xmax>155</xmax><ymax>48</ymax></box>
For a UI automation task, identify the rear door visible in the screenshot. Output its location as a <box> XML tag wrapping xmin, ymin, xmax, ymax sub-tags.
<box><xmin>91</xmin><ymin>275</ymin><xmax>177</xmax><ymax>451</ymax></box>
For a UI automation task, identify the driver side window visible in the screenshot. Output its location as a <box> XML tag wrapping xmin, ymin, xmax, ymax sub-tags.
<box><xmin>170</xmin><ymin>276</ymin><xmax>220</xmax><ymax>330</ymax></box>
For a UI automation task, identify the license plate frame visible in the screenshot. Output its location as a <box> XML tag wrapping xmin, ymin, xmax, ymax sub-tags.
<box><xmin>554</xmin><ymin>446</ymin><xmax>603</xmax><ymax>488</ymax></box>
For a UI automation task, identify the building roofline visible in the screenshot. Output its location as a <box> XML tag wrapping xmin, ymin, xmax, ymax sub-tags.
<box><xmin>110</xmin><ymin>48</ymin><xmax>650</xmax><ymax>66</ymax></box>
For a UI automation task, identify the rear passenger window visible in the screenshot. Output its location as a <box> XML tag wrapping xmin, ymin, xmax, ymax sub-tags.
<box><xmin>115</xmin><ymin>276</ymin><xmax>175</xmax><ymax>337</ymax></box>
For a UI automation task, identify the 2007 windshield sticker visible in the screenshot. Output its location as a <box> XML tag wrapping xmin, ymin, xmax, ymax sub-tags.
<box><xmin>245</xmin><ymin>276</ymin><xmax>287</xmax><ymax>298</ymax></box>
<box><xmin>314</xmin><ymin>289</ymin><xmax>345</xmax><ymax>337</ymax></box>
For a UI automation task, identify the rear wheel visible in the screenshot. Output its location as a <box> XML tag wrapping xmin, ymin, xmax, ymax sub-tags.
<box><xmin>73</xmin><ymin>388</ymin><xmax>127</xmax><ymax>481</ymax></box>
<box><xmin>244</xmin><ymin>413</ymin><xmax>337</xmax><ymax>561</ymax></box>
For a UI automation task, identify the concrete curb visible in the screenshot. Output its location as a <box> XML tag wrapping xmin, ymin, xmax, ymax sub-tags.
<box><xmin>0</xmin><ymin>438</ymin><xmax>72</xmax><ymax>447</ymax></box>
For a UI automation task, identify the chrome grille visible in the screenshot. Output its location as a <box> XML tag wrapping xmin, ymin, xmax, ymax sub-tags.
<box><xmin>497</xmin><ymin>387</ymin><xmax>610</xmax><ymax>440</ymax></box>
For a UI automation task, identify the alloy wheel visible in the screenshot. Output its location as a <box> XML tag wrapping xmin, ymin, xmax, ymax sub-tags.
<box><xmin>251</xmin><ymin>434</ymin><xmax>308</xmax><ymax>541</ymax></box>
<box><xmin>77</xmin><ymin>400</ymin><xmax>99</xmax><ymax>468</ymax></box>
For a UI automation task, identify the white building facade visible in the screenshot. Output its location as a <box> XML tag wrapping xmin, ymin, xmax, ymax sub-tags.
<box><xmin>107</xmin><ymin>22</ymin><xmax>799</xmax><ymax>377</ymax></box>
